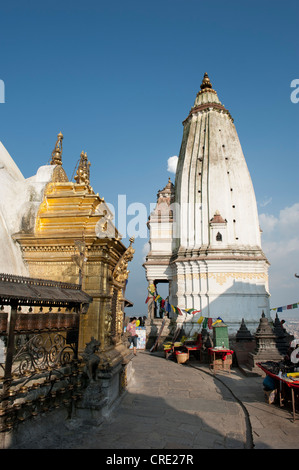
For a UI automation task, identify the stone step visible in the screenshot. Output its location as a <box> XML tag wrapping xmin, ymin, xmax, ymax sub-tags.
<box><xmin>238</xmin><ymin>363</ymin><xmax>262</xmax><ymax>377</ymax></box>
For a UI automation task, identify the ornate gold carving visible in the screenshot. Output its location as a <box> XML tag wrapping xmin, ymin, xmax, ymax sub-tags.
<box><xmin>72</xmin><ymin>240</ymin><xmax>87</xmax><ymax>286</ymax></box>
<box><xmin>74</xmin><ymin>151</ymin><xmax>91</xmax><ymax>186</ymax></box>
<box><xmin>52</xmin><ymin>165</ymin><xmax>69</xmax><ymax>183</ymax></box>
<box><xmin>112</xmin><ymin>237</ymin><xmax>135</xmax><ymax>287</ymax></box>
<box><xmin>116</xmin><ymin>288</ymin><xmax>124</xmax><ymax>336</ymax></box>
<box><xmin>104</xmin><ymin>305</ymin><xmax>113</xmax><ymax>348</ymax></box>
<box><xmin>101</xmin><ymin>220</ymin><xmax>108</xmax><ymax>233</ymax></box>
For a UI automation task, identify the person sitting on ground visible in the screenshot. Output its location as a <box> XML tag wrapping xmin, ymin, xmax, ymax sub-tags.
<box><xmin>127</xmin><ymin>317</ymin><xmax>138</xmax><ymax>356</ymax></box>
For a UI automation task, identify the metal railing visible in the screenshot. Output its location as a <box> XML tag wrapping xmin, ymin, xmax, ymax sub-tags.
<box><xmin>0</xmin><ymin>305</ymin><xmax>85</xmax><ymax>432</ymax></box>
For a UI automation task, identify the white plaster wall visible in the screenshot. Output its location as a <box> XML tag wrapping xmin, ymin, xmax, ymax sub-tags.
<box><xmin>0</xmin><ymin>142</ymin><xmax>55</xmax><ymax>275</ymax></box>
<box><xmin>175</xmin><ymin>110</ymin><xmax>261</xmax><ymax>250</ymax></box>
<box><xmin>172</xmin><ymin>257</ymin><xmax>270</xmax><ymax>333</ymax></box>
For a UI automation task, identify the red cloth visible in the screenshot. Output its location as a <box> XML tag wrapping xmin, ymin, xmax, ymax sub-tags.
<box><xmin>257</xmin><ymin>363</ymin><xmax>299</xmax><ymax>389</ymax></box>
<box><xmin>208</xmin><ymin>348</ymin><xmax>234</xmax><ymax>361</ymax></box>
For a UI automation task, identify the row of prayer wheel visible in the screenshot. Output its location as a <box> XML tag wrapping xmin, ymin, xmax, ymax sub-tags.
<box><xmin>0</xmin><ymin>313</ymin><xmax>79</xmax><ymax>334</ymax></box>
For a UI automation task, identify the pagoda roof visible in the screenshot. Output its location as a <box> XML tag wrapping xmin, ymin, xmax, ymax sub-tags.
<box><xmin>210</xmin><ymin>211</ymin><xmax>227</xmax><ymax>224</ymax></box>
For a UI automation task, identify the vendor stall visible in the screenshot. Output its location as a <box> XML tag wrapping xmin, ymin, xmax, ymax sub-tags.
<box><xmin>257</xmin><ymin>362</ymin><xmax>299</xmax><ymax>422</ymax></box>
<box><xmin>209</xmin><ymin>347</ymin><xmax>234</xmax><ymax>374</ymax></box>
<box><xmin>163</xmin><ymin>334</ymin><xmax>202</xmax><ymax>363</ymax></box>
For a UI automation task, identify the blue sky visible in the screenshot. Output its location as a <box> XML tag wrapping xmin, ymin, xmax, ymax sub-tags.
<box><xmin>0</xmin><ymin>0</ymin><xmax>298</xmax><ymax>317</ymax></box>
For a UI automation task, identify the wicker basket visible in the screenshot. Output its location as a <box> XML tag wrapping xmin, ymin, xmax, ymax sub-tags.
<box><xmin>176</xmin><ymin>352</ymin><xmax>189</xmax><ymax>364</ymax></box>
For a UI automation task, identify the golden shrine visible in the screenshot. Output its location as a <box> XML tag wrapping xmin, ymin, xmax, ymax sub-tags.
<box><xmin>13</xmin><ymin>133</ymin><xmax>134</xmax><ymax>369</ymax></box>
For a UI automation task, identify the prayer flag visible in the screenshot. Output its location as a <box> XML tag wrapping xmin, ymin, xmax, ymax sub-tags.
<box><xmin>188</xmin><ymin>309</ymin><xmax>201</xmax><ymax>315</ymax></box>
<box><xmin>184</xmin><ymin>308</ymin><xmax>201</xmax><ymax>314</ymax></box>
<box><xmin>148</xmin><ymin>283</ymin><xmax>155</xmax><ymax>295</ymax></box>
<box><xmin>197</xmin><ymin>316</ymin><xmax>204</xmax><ymax>324</ymax></box>
<box><xmin>171</xmin><ymin>305</ymin><xmax>183</xmax><ymax>316</ymax></box>
<box><xmin>271</xmin><ymin>303</ymin><xmax>299</xmax><ymax>311</ymax></box>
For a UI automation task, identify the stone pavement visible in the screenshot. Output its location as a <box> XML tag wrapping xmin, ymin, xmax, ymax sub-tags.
<box><xmin>11</xmin><ymin>351</ymin><xmax>299</xmax><ymax>449</ymax></box>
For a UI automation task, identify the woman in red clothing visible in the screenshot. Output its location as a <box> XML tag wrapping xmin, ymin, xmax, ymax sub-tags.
<box><xmin>127</xmin><ymin>317</ymin><xmax>138</xmax><ymax>356</ymax></box>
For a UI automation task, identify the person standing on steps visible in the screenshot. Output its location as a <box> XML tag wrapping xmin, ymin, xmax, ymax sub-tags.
<box><xmin>127</xmin><ymin>317</ymin><xmax>138</xmax><ymax>356</ymax></box>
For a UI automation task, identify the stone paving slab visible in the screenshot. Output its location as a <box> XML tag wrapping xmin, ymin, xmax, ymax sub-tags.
<box><xmin>189</xmin><ymin>361</ymin><xmax>299</xmax><ymax>449</ymax></box>
<box><xmin>10</xmin><ymin>350</ymin><xmax>299</xmax><ymax>449</ymax></box>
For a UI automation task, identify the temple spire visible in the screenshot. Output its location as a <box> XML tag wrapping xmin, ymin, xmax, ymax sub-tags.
<box><xmin>200</xmin><ymin>72</ymin><xmax>213</xmax><ymax>91</ymax></box>
<box><xmin>197</xmin><ymin>72</ymin><xmax>217</xmax><ymax>96</ymax></box>
<box><xmin>51</xmin><ymin>132</ymin><xmax>63</xmax><ymax>166</ymax></box>
<box><xmin>192</xmin><ymin>72</ymin><xmax>220</xmax><ymax>108</ymax></box>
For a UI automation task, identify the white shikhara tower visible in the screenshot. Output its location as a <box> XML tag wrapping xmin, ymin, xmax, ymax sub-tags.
<box><xmin>145</xmin><ymin>73</ymin><xmax>270</xmax><ymax>334</ymax></box>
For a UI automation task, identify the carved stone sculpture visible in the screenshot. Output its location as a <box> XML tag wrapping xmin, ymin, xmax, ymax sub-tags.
<box><xmin>82</xmin><ymin>337</ymin><xmax>101</xmax><ymax>382</ymax></box>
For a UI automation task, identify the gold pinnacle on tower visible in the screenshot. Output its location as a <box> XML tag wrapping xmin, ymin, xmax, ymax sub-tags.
<box><xmin>74</xmin><ymin>151</ymin><xmax>91</xmax><ymax>186</ymax></box>
<box><xmin>198</xmin><ymin>72</ymin><xmax>217</xmax><ymax>95</ymax></box>
<box><xmin>200</xmin><ymin>72</ymin><xmax>212</xmax><ymax>90</ymax></box>
<box><xmin>51</xmin><ymin>132</ymin><xmax>64</xmax><ymax>165</ymax></box>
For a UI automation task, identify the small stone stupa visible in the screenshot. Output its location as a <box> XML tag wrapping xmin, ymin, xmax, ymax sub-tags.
<box><xmin>247</xmin><ymin>312</ymin><xmax>284</xmax><ymax>371</ymax></box>
<box><xmin>234</xmin><ymin>318</ymin><xmax>256</xmax><ymax>375</ymax></box>
<box><xmin>273</xmin><ymin>313</ymin><xmax>291</xmax><ymax>356</ymax></box>
<box><xmin>236</xmin><ymin>318</ymin><xmax>253</xmax><ymax>342</ymax></box>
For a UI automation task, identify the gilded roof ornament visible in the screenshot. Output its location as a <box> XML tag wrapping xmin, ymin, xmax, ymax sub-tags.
<box><xmin>74</xmin><ymin>151</ymin><xmax>91</xmax><ymax>186</ymax></box>
<box><xmin>112</xmin><ymin>237</ymin><xmax>135</xmax><ymax>286</ymax></box>
<box><xmin>50</xmin><ymin>132</ymin><xmax>68</xmax><ymax>182</ymax></box>
<box><xmin>198</xmin><ymin>72</ymin><xmax>217</xmax><ymax>95</ymax></box>
<box><xmin>51</xmin><ymin>132</ymin><xmax>63</xmax><ymax>166</ymax></box>
<box><xmin>200</xmin><ymin>72</ymin><xmax>213</xmax><ymax>90</ymax></box>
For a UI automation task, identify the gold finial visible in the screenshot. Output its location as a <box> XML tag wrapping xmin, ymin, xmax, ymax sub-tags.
<box><xmin>51</xmin><ymin>132</ymin><xmax>63</xmax><ymax>165</ymax></box>
<box><xmin>200</xmin><ymin>72</ymin><xmax>213</xmax><ymax>91</ymax></box>
<box><xmin>74</xmin><ymin>151</ymin><xmax>91</xmax><ymax>186</ymax></box>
